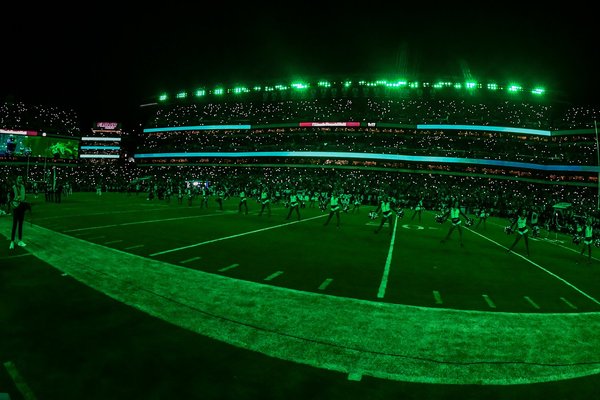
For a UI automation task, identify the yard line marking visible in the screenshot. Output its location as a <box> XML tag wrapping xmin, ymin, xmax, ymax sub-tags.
<box><xmin>0</xmin><ymin>253</ymin><xmax>33</xmax><ymax>260</ymax></box>
<box><xmin>483</xmin><ymin>294</ymin><xmax>496</xmax><ymax>309</ymax></box>
<box><xmin>555</xmin><ymin>243</ymin><xmax>600</xmax><ymax>262</ymax></box>
<box><xmin>3</xmin><ymin>361</ymin><xmax>38</xmax><ymax>400</ymax></box>
<box><xmin>218</xmin><ymin>263</ymin><xmax>239</xmax><ymax>272</ymax></box>
<box><xmin>149</xmin><ymin>214</ymin><xmax>326</xmax><ymax>256</ymax></box>
<box><xmin>104</xmin><ymin>240</ymin><xmax>124</xmax><ymax>245</ymax></box>
<box><xmin>560</xmin><ymin>297</ymin><xmax>578</xmax><ymax>310</ymax></box>
<box><xmin>524</xmin><ymin>296</ymin><xmax>540</xmax><ymax>309</ymax></box>
<box><xmin>347</xmin><ymin>372</ymin><xmax>362</xmax><ymax>381</ymax></box>
<box><xmin>124</xmin><ymin>244</ymin><xmax>145</xmax><ymax>250</ymax></box>
<box><xmin>318</xmin><ymin>278</ymin><xmax>333</xmax><ymax>290</ymax></box>
<box><xmin>465</xmin><ymin>227</ymin><xmax>600</xmax><ymax>306</ymax></box>
<box><xmin>264</xmin><ymin>271</ymin><xmax>284</xmax><ymax>281</ymax></box>
<box><xmin>180</xmin><ymin>256</ymin><xmax>201</xmax><ymax>264</ymax></box>
<box><xmin>63</xmin><ymin>211</ymin><xmax>232</xmax><ymax>233</ymax></box>
<box><xmin>377</xmin><ymin>216</ymin><xmax>398</xmax><ymax>298</ymax></box>
<box><xmin>433</xmin><ymin>290</ymin><xmax>443</xmax><ymax>304</ymax></box>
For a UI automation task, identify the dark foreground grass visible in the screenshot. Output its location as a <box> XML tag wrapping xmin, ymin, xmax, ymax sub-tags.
<box><xmin>0</xmin><ymin>192</ymin><xmax>599</xmax><ymax>399</ymax></box>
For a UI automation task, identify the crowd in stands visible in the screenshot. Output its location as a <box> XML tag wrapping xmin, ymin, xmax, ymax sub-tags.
<box><xmin>147</xmin><ymin>98</ymin><xmax>599</xmax><ymax>131</ymax></box>
<box><xmin>137</xmin><ymin>127</ymin><xmax>597</xmax><ymax>165</ymax></box>
<box><xmin>0</xmin><ymin>102</ymin><xmax>79</xmax><ymax>136</ymax></box>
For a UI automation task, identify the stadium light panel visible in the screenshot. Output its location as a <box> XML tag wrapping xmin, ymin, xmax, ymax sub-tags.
<box><xmin>195</xmin><ymin>89</ymin><xmax>206</xmax><ymax>97</ymax></box>
<box><xmin>291</xmin><ymin>83</ymin><xmax>309</xmax><ymax>90</ymax></box>
<box><xmin>318</xmin><ymin>81</ymin><xmax>331</xmax><ymax>87</ymax></box>
<box><xmin>487</xmin><ymin>83</ymin><xmax>498</xmax><ymax>90</ymax></box>
<box><xmin>454</xmin><ymin>83</ymin><xmax>462</xmax><ymax>89</ymax></box>
<box><xmin>253</xmin><ymin>86</ymin><xmax>262</xmax><ymax>91</ymax></box>
<box><xmin>409</xmin><ymin>82</ymin><xmax>419</xmax><ymax>88</ymax></box>
<box><xmin>176</xmin><ymin>91</ymin><xmax>187</xmax><ymax>99</ymax></box>
<box><xmin>214</xmin><ymin>88</ymin><xmax>224</xmax><ymax>95</ymax></box>
<box><xmin>158</xmin><ymin>93</ymin><xmax>168</xmax><ymax>101</ymax></box>
<box><xmin>508</xmin><ymin>84</ymin><xmax>522</xmax><ymax>92</ymax></box>
<box><xmin>232</xmin><ymin>87</ymin><xmax>249</xmax><ymax>94</ymax></box>
<box><xmin>466</xmin><ymin>82</ymin><xmax>477</xmax><ymax>89</ymax></box>
<box><xmin>275</xmin><ymin>84</ymin><xmax>288</xmax><ymax>91</ymax></box>
<box><xmin>433</xmin><ymin>82</ymin><xmax>444</xmax><ymax>89</ymax></box>
<box><xmin>532</xmin><ymin>87</ymin><xmax>545</xmax><ymax>95</ymax></box>
<box><xmin>343</xmin><ymin>81</ymin><xmax>352</xmax><ymax>88</ymax></box>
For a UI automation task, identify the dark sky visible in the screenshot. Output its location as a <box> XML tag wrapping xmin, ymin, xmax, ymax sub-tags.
<box><xmin>2</xmin><ymin>5</ymin><xmax>598</xmax><ymax>131</ymax></box>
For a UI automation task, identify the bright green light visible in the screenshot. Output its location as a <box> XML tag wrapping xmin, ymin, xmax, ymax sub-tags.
<box><xmin>508</xmin><ymin>84</ymin><xmax>522</xmax><ymax>92</ymax></box>
<box><xmin>466</xmin><ymin>82</ymin><xmax>477</xmax><ymax>89</ymax></box>
<box><xmin>386</xmin><ymin>81</ymin><xmax>407</xmax><ymax>88</ymax></box>
<box><xmin>358</xmin><ymin>80</ymin><xmax>366</xmax><ymax>86</ymax></box>
<box><xmin>274</xmin><ymin>84</ymin><xmax>288</xmax><ymax>91</ymax></box>
<box><xmin>291</xmin><ymin>83</ymin><xmax>309</xmax><ymax>90</ymax></box>
<box><xmin>214</xmin><ymin>88</ymin><xmax>224</xmax><ymax>95</ymax></box>
<box><xmin>454</xmin><ymin>83</ymin><xmax>462</xmax><ymax>89</ymax></box>
<box><xmin>232</xmin><ymin>87</ymin><xmax>249</xmax><ymax>94</ymax></box>
<box><xmin>433</xmin><ymin>82</ymin><xmax>444</xmax><ymax>89</ymax></box>
<box><xmin>318</xmin><ymin>81</ymin><xmax>331</xmax><ymax>87</ymax></box>
<box><xmin>176</xmin><ymin>91</ymin><xmax>187</xmax><ymax>99</ymax></box>
<box><xmin>159</xmin><ymin>93</ymin><xmax>168</xmax><ymax>101</ymax></box>
<box><xmin>531</xmin><ymin>88</ymin><xmax>545</xmax><ymax>95</ymax></box>
<box><xmin>343</xmin><ymin>81</ymin><xmax>352</xmax><ymax>88</ymax></box>
<box><xmin>409</xmin><ymin>82</ymin><xmax>419</xmax><ymax>88</ymax></box>
<box><xmin>264</xmin><ymin>86</ymin><xmax>274</xmax><ymax>92</ymax></box>
<box><xmin>375</xmin><ymin>80</ymin><xmax>387</xmax><ymax>86</ymax></box>
<box><xmin>487</xmin><ymin>83</ymin><xmax>498</xmax><ymax>91</ymax></box>
<box><xmin>253</xmin><ymin>86</ymin><xmax>262</xmax><ymax>91</ymax></box>
<box><xmin>195</xmin><ymin>89</ymin><xmax>206</xmax><ymax>97</ymax></box>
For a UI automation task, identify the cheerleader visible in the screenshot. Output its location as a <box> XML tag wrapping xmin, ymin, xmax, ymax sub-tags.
<box><xmin>411</xmin><ymin>196</ymin><xmax>424</xmax><ymax>223</ymax></box>
<box><xmin>374</xmin><ymin>194</ymin><xmax>400</xmax><ymax>234</ymax></box>
<box><xmin>475</xmin><ymin>206</ymin><xmax>488</xmax><ymax>230</ymax></box>
<box><xmin>258</xmin><ymin>186</ymin><xmax>271</xmax><ymax>217</ymax></box>
<box><xmin>507</xmin><ymin>208</ymin><xmax>530</xmax><ymax>257</ymax></box>
<box><xmin>440</xmin><ymin>199</ymin><xmax>470</xmax><ymax>247</ymax></box>
<box><xmin>285</xmin><ymin>189</ymin><xmax>301</xmax><ymax>221</ymax></box>
<box><xmin>323</xmin><ymin>190</ymin><xmax>341</xmax><ymax>228</ymax></box>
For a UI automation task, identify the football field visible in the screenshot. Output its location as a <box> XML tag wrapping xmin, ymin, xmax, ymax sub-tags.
<box><xmin>1</xmin><ymin>192</ymin><xmax>599</xmax><ymax>399</ymax></box>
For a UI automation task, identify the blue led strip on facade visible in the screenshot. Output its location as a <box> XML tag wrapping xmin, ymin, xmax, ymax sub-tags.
<box><xmin>133</xmin><ymin>151</ymin><xmax>598</xmax><ymax>172</ymax></box>
<box><xmin>417</xmin><ymin>124</ymin><xmax>552</xmax><ymax>136</ymax></box>
<box><xmin>143</xmin><ymin>125</ymin><xmax>252</xmax><ymax>133</ymax></box>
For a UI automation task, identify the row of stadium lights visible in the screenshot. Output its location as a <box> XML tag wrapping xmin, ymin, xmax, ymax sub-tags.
<box><xmin>160</xmin><ymin>80</ymin><xmax>545</xmax><ymax>101</ymax></box>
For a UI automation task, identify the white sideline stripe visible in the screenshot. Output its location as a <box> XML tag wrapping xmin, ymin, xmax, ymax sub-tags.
<box><xmin>149</xmin><ymin>214</ymin><xmax>325</xmax><ymax>256</ymax></box>
<box><xmin>3</xmin><ymin>361</ymin><xmax>37</xmax><ymax>400</ymax></box>
<box><xmin>180</xmin><ymin>256</ymin><xmax>201</xmax><ymax>264</ymax></box>
<box><xmin>556</xmin><ymin>243</ymin><xmax>600</xmax><ymax>262</ymax></box>
<box><xmin>465</xmin><ymin>227</ymin><xmax>600</xmax><ymax>306</ymax></box>
<box><xmin>0</xmin><ymin>253</ymin><xmax>33</xmax><ymax>260</ymax></box>
<box><xmin>377</xmin><ymin>216</ymin><xmax>398</xmax><ymax>298</ymax></box>
<box><xmin>218</xmin><ymin>263</ymin><xmax>239</xmax><ymax>272</ymax></box>
<box><xmin>560</xmin><ymin>297</ymin><xmax>578</xmax><ymax>310</ymax></box>
<box><xmin>124</xmin><ymin>244</ymin><xmax>144</xmax><ymax>250</ymax></box>
<box><xmin>524</xmin><ymin>296</ymin><xmax>540</xmax><ymax>309</ymax></box>
<box><xmin>104</xmin><ymin>240</ymin><xmax>124</xmax><ymax>245</ymax></box>
<box><xmin>318</xmin><ymin>278</ymin><xmax>333</xmax><ymax>290</ymax></box>
<box><xmin>433</xmin><ymin>290</ymin><xmax>443</xmax><ymax>304</ymax></box>
<box><xmin>347</xmin><ymin>372</ymin><xmax>363</xmax><ymax>381</ymax></box>
<box><xmin>483</xmin><ymin>294</ymin><xmax>496</xmax><ymax>308</ymax></box>
<box><xmin>264</xmin><ymin>271</ymin><xmax>284</xmax><ymax>281</ymax></box>
<box><xmin>63</xmin><ymin>211</ymin><xmax>232</xmax><ymax>232</ymax></box>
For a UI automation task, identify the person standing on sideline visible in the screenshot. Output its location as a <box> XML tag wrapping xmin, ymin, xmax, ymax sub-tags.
<box><xmin>9</xmin><ymin>175</ymin><xmax>28</xmax><ymax>250</ymax></box>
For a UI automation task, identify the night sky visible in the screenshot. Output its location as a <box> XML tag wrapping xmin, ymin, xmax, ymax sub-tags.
<box><xmin>2</xmin><ymin>5</ymin><xmax>598</xmax><ymax>131</ymax></box>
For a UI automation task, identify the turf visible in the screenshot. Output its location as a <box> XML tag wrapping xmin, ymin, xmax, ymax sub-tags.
<box><xmin>0</xmin><ymin>192</ymin><xmax>599</xmax><ymax>399</ymax></box>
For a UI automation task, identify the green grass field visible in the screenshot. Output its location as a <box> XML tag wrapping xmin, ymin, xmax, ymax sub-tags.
<box><xmin>1</xmin><ymin>192</ymin><xmax>599</xmax><ymax>399</ymax></box>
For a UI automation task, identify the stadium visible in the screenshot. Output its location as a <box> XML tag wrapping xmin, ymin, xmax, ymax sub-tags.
<box><xmin>1</xmin><ymin>77</ymin><xmax>600</xmax><ymax>399</ymax></box>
